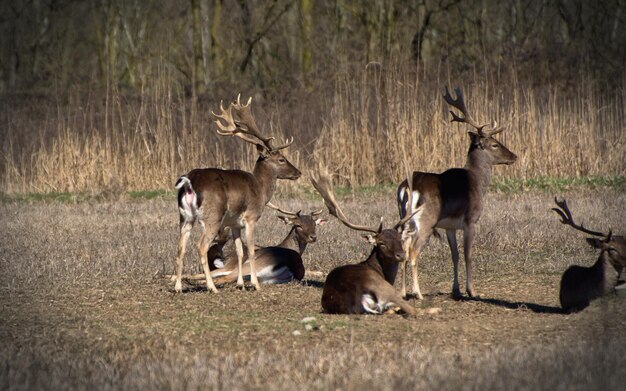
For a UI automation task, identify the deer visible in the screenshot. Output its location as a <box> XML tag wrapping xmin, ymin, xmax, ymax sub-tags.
<box><xmin>208</xmin><ymin>205</ymin><xmax>327</xmax><ymax>285</ymax></box>
<box><xmin>311</xmin><ymin>170</ymin><xmax>418</xmax><ymax>315</ymax></box>
<box><xmin>397</xmin><ymin>86</ymin><xmax>517</xmax><ymax>300</ymax></box>
<box><xmin>552</xmin><ymin>197</ymin><xmax>626</xmax><ymax>313</ymax></box>
<box><xmin>173</xmin><ymin>95</ymin><xmax>301</xmax><ymax>293</ymax></box>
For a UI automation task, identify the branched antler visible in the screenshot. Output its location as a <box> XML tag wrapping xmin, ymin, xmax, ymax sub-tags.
<box><xmin>310</xmin><ymin>169</ymin><xmax>379</xmax><ymax>234</ymax></box>
<box><xmin>266</xmin><ymin>202</ymin><xmax>323</xmax><ymax>219</ymax></box>
<box><xmin>552</xmin><ymin>197</ymin><xmax>607</xmax><ymax>237</ymax></box>
<box><xmin>212</xmin><ymin>94</ymin><xmax>293</xmax><ymax>151</ymax></box>
<box><xmin>266</xmin><ymin>201</ymin><xmax>300</xmax><ymax>217</ymax></box>
<box><xmin>443</xmin><ymin>86</ymin><xmax>506</xmax><ymax>137</ymax></box>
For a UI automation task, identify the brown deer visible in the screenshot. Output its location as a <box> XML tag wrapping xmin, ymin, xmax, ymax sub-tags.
<box><xmin>209</xmin><ymin>205</ymin><xmax>327</xmax><ymax>284</ymax></box>
<box><xmin>397</xmin><ymin>87</ymin><xmax>517</xmax><ymax>300</ymax></box>
<box><xmin>552</xmin><ymin>198</ymin><xmax>626</xmax><ymax>313</ymax></box>
<box><xmin>311</xmin><ymin>171</ymin><xmax>418</xmax><ymax>315</ymax></box>
<box><xmin>173</xmin><ymin>95</ymin><xmax>301</xmax><ymax>293</ymax></box>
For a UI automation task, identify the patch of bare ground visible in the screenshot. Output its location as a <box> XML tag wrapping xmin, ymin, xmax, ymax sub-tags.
<box><xmin>1</xmin><ymin>190</ymin><xmax>625</xmax><ymax>390</ymax></box>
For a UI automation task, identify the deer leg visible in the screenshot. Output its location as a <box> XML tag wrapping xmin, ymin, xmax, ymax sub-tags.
<box><xmin>198</xmin><ymin>223</ymin><xmax>219</xmax><ymax>293</ymax></box>
<box><xmin>408</xmin><ymin>234</ymin><xmax>430</xmax><ymax>300</ymax></box>
<box><xmin>400</xmin><ymin>236</ymin><xmax>413</xmax><ymax>299</ymax></box>
<box><xmin>175</xmin><ymin>220</ymin><xmax>194</xmax><ymax>293</ymax></box>
<box><xmin>463</xmin><ymin>224</ymin><xmax>476</xmax><ymax>297</ymax></box>
<box><xmin>245</xmin><ymin>220</ymin><xmax>260</xmax><ymax>290</ymax></box>
<box><xmin>232</xmin><ymin>228</ymin><xmax>246</xmax><ymax>289</ymax></box>
<box><xmin>446</xmin><ymin>229</ymin><xmax>462</xmax><ymax>299</ymax></box>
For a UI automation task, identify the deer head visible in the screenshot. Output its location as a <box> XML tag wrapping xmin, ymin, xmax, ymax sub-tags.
<box><xmin>213</xmin><ymin>95</ymin><xmax>301</xmax><ymax>180</ymax></box>
<box><xmin>443</xmin><ymin>86</ymin><xmax>517</xmax><ymax>166</ymax></box>
<box><xmin>553</xmin><ymin>197</ymin><xmax>626</xmax><ymax>270</ymax></box>
<box><xmin>310</xmin><ymin>169</ymin><xmax>416</xmax><ymax>264</ymax></box>
<box><xmin>268</xmin><ymin>202</ymin><xmax>328</xmax><ymax>244</ymax></box>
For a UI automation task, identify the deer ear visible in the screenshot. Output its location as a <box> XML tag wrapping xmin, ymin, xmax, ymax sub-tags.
<box><xmin>468</xmin><ymin>131</ymin><xmax>482</xmax><ymax>147</ymax></box>
<box><xmin>362</xmin><ymin>234</ymin><xmax>377</xmax><ymax>244</ymax></box>
<box><xmin>315</xmin><ymin>218</ymin><xmax>328</xmax><ymax>226</ymax></box>
<box><xmin>256</xmin><ymin>144</ymin><xmax>269</xmax><ymax>157</ymax></box>
<box><xmin>276</xmin><ymin>216</ymin><xmax>292</xmax><ymax>225</ymax></box>
<box><xmin>586</xmin><ymin>238</ymin><xmax>604</xmax><ymax>249</ymax></box>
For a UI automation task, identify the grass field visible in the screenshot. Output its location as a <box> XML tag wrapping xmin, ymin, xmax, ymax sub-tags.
<box><xmin>1</xmin><ymin>188</ymin><xmax>625</xmax><ymax>390</ymax></box>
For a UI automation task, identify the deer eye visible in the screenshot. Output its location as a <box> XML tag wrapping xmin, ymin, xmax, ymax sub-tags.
<box><xmin>278</xmin><ymin>158</ymin><xmax>286</xmax><ymax>163</ymax></box>
<box><xmin>379</xmin><ymin>243</ymin><xmax>387</xmax><ymax>249</ymax></box>
<box><xmin>491</xmin><ymin>143</ymin><xmax>499</xmax><ymax>149</ymax></box>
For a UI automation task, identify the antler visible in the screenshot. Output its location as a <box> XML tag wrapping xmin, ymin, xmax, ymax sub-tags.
<box><xmin>552</xmin><ymin>197</ymin><xmax>607</xmax><ymax>237</ymax></box>
<box><xmin>212</xmin><ymin>94</ymin><xmax>289</xmax><ymax>151</ymax></box>
<box><xmin>443</xmin><ymin>86</ymin><xmax>506</xmax><ymax>137</ymax></box>
<box><xmin>310</xmin><ymin>207</ymin><xmax>324</xmax><ymax>217</ymax></box>
<box><xmin>213</xmin><ymin>100</ymin><xmax>263</xmax><ymax>145</ymax></box>
<box><xmin>310</xmin><ymin>170</ymin><xmax>379</xmax><ymax>234</ymax></box>
<box><xmin>267</xmin><ymin>201</ymin><xmax>323</xmax><ymax>219</ymax></box>
<box><xmin>266</xmin><ymin>201</ymin><xmax>300</xmax><ymax>217</ymax></box>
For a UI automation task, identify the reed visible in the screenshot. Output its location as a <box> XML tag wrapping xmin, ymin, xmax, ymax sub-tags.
<box><xmin>312</xmin><ymin>64</ymin><xmax>625</xmax><ymax>186</ymax></box>
<box><xmin>1</xmin><ymin>64</ymin><xmax>623</xmax><ymax>194</ymax></box>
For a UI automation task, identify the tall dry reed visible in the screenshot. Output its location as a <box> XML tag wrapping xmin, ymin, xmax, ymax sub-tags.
<box><xmin>312</xmin><ymin>64</ymin><xmax>625</xmax><ymax>186</ymax></box>
<box><xmin>0</xmin><ymin>64</ymin><xmax>624</xmax><ymax>194</ymax></box>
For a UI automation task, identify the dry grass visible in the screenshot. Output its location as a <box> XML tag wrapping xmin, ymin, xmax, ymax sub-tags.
<box><xmin>1</xmin><ymin>190</ymin><xmax>625</xmax><ymax>390</ymax></box>
<box><xmin>1</xmin><ymin>66</ymin><xmax>624</xmax><ymax>193</ymax></box>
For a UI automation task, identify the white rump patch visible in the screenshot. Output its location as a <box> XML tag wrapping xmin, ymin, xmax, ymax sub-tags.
<box><xmin>212</xmin><ymin>258</ymin><xmax>225</xmax><ymax>269</ymax></box>
<box><xmin>175</xmin><ymin>176</ymin><xmax>191</xmax><ymax>189</ymax></box>
<box><xmin>399</xmin><ymin>186</ymin><xmax>423</xmax><ymax>234</ymax></box>
<box><xmin>257</xmin><ymin>265</ymin><xmax>294</xmax><ymax>284</ymax></box>
<box><xmin>210</xmin><ymin>269</ymin><xmax>231</xmax><ymax>278</ymax></box>
<box><xmin>361</xmin><ymin>294</ymin><xmax>397</xmax><ymax>314</ymax></box>
<box><xmin>178</xmin><ymin>177</ymin><xmax>198</xmax><ymax>222</ymax></box>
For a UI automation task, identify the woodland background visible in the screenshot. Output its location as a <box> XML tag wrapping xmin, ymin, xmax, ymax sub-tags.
<box><xmin>1</xmin><ymin>0</ymin><xmax>625</xmax><ymax>193</ymax></box>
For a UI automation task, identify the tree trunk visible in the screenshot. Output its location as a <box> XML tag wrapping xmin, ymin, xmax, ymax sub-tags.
<box><xmin>190</xmin><ymin>0</ymin><xmax>206</xmax><ymax>94</ymax></box>
<box><xmin>300</xmin><ymin>0</ymin><xmax>313</xmax><ymax>85</ymax></box>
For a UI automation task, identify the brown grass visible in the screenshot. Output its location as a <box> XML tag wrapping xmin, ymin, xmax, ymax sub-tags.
<box><xmin>1</xmin><ymin>190</ymin><xmax>625</xmax><ymax>389</ymax></box>
<box><xmin>1</xmin><ymin>66</ymin><xmax>624</xmax><ymax>193</ymax></box>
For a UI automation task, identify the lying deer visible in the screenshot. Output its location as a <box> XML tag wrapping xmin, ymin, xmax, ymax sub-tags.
<box><xmin>207</xmin><ymin>226</ymin><xmax>231</xmax><ymax>270</ymax></box>
<box><xmin>552</xmin><ymin>198</ymin><xmax>626</xmax><ymax>313</ymax></box>
<box><xmin>174</xmin><ymin>95</ymin><xmax>301</xmax><ymax>293</ymax></box>
<box><xmin>397</xmin><ymin>87</ymin><xmax>517</xmax><ymax>299</ymax></box>
<box><xmin>209</xmin><ymin>205</ymin><xmax>327</xmax><ymax>284</ymax></box>
<box><xmin>311</xmin><ymin>170</ymin><xmax>417</xmax><ymax>315</ymax></box>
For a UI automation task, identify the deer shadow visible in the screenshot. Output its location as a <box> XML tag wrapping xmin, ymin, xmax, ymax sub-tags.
<box><xmin>301</xmin><ymin>279</ymin><xmax>325</xmax><ymax>289</ymax></box>
<box><xmin>459</xmin><ymin>295</ymin><xmax>564</xmax><ymax>314</ymax></box>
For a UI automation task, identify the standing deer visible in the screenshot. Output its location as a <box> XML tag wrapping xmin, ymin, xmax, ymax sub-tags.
<box><xmin>209</xmin><ymin>205</ymin><xmax>327</xmax><ymax>284</ymax></box>
<box><xmin>552</xmin><ymin>198</ymin><xmax>626</xmax><ymax>312</ymax></box>
<box><xmin>397</xmin><ymin>87</ymin><xmax>517</xmax><ymax>299</ymax></box>
<box><xmin>174</xmin><ymin>95</ymin><xmax>301</xmax><ymax>293</ymax></box>
<box><xmin>311</xmin><ymin>171</ymin><xmax>417</xmax><ymax>315</ymax></box>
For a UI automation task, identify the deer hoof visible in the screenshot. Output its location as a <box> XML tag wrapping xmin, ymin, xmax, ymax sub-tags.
<box><xmin>404</xmin><ymin>292</ymin><xmax>423</xmax><ymax>300</ymax></box>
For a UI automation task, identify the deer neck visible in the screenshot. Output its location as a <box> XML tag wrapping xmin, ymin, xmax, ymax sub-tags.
<box><xmin>252</xmin><ymin>159</ymin><xmax>278</xmax><ymax>205</ymax></box>
<box><xmin>598</xmin><ymin>252</ymin><xmax>622</xmax><ymax>291</ymax></box>
<box><xmin>277</xmin><ymin>229</ymin><xmax>307</xmax><ymax>254</ymax></box>
<box><xmin>465</xmin><ymin>148</ymin><xmax>494</xmax><ymax>197</ymax></box>
<box><xmin>362</xmin><ymin>249</ymin><xmax>397</xmax><ymax>285</ymax></box>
